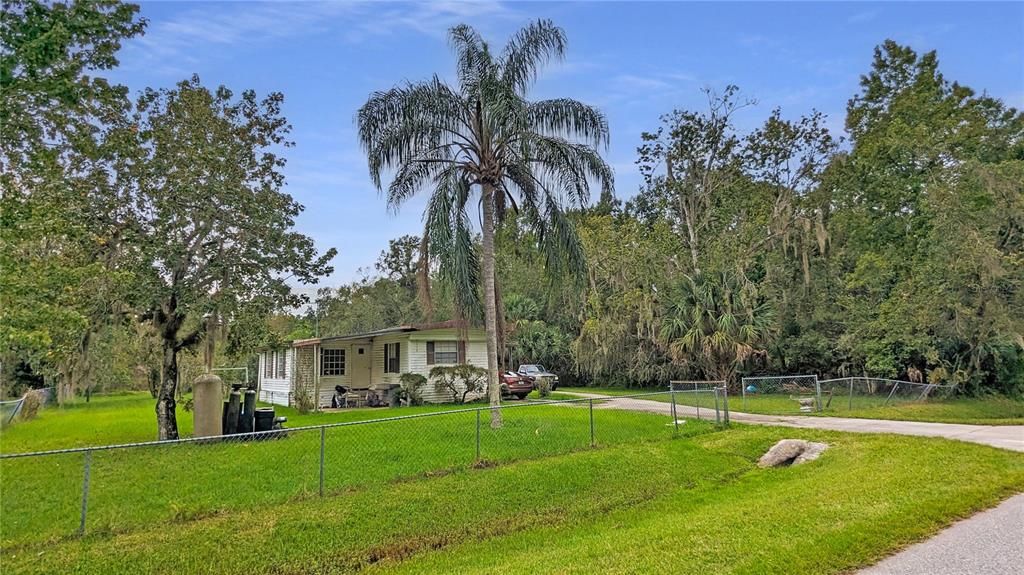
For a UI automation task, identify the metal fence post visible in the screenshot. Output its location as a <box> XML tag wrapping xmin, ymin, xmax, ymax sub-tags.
<box><xmin>714</xmin><ymin>387</ymin><xmax>721</xmax><ymax>425</ymax></box>
<box><xmin>694</xmin><ymin>382</ymin><xmax>700</xmax><ymax>420</ymax></box>
<box><xmin>848</xmin><ymin>378</ymin><xmax>854</xmax><ymax>411</ymax></box>
<box><xmin>670</xmin><ymin>387</ymin><xmax>679</xmax><ymax>435</ymax></box>
<box><xmin>475</xmin><ymin>409</ymin><xmax>481</xmax><ymax>462</ymax></box>
<box><xmin>721</xmin><ymin>386</ymin><xmax>730</xmax><ymax>426</ymax></box>
<box><xmin>319</xmin><ymin>427</ymin><xmax>326</xmax><ymax>497</ymax></box>
<box><xmin>589</xmin><ymin>399</ymin><xmax>595</xmax><ymax>447</ymax></box>
<box><xmin>79</xmin><ymin>450</ymin><xmax>91</xmax><ymax>536</ymax></box>
<box><xmin>814</xmin><ymin>375</ymin><xmax>822</xmax><ymax>412</ymax></box>
<box><xmin>884</xmin><ymin>382</ymin><xmax>900</xmax><ymax>406</ymax></box>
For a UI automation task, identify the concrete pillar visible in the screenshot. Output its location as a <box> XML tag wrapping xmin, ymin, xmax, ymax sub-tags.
<box><xmin>192</xmin><ymin>373</ymin><xmax>223</xmax><ymax>437</ymax></box>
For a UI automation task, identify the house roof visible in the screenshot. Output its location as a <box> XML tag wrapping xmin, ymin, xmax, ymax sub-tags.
<box><xmin>290</xmin><ymin>320</ymin><xmax>474</xmax><ymax>348</ymax></box>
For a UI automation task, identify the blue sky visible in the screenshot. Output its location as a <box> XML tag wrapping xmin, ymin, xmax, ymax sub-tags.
<box><xmin>109</xmin><ymin>1</ymin><xmax>1024</xmax><ymax>290</ymax></box>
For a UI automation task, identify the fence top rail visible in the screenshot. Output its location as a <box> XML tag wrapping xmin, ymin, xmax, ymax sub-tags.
<box><xmin>669</xmin><ymin>380</ymin><xmax>726</xmax><ymax>385</ymax></box>
<box><xmin>0</xmin><ymin>389</ymin><xmax>715</xmax><ymax>460</ymax></box>
<box><xmin>741</xmin><ymin>375</ymin><xmax>817</xmax><ymax>381</ymax></box>
<box><xmin>818</xmin><ymin>377</ymin><xmax>955</xmax><ymax>388</ymax></box>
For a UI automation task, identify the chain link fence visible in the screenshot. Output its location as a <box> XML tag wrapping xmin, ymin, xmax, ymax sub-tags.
<box><xmin>741</xmin><ymin>375</ymin><xmax>820</xmax><ymax>412</ymax></box>
<box><xmin>0</xmin><ymin>399</ymin><xmax>23</xmax><ymax>426</ymax></box>
<box><xmin>818</xmin><ymin>377</ymin><xmax>956</xmax><ymax>412</ymax></box>
<box><xmin>0</xmin><ymin>387</ymin><xmax>54</xmax><ymax>427</ymax></box>
<box><xmin>669</xmin><ymin>381</ymin><xmax>728</xmax><ymax>423</ymax></box>
<box><xmin>737</xmin><ymin>375</ymin><xmax>957</xmax><ymax>415</ymax></box>
<box><xmin>0</xmin><ymin>390</ymin><xmax>727</xmax><ymax>547</ymax></box>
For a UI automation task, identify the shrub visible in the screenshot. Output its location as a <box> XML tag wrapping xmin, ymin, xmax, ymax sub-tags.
<box><xmin>17</xmin><ymin>391</ymin><xmax>42</xmax><ymax>422</ymax></box>
<box><xmin>292</xmin><ymin>385</ymin><xmax>315</xmax><ymax>414</ymax></box>
<box><xmin>430</xmin><ymin>364</ymin><xmax>487</xmax><ymax>404</ymax></box>
<box><xmin>398</xmin><ymin>373</ymin><xmax>427</xmax><ymax>406</ymax></box>
<box><xmin>534</xmin><ymin>375</ymin><xmax>554</xmax><ymax>398</ymax></box>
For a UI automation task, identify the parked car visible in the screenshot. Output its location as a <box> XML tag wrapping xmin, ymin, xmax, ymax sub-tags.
<box><xmin>500</xmin><ymin>372</ymin><xmax>534</xmax><ymax>400</ymax></box>
<box><xmin>516</xmin><ymin>364</ymin><xmax>559</xmax><ymax>390</ymax></box>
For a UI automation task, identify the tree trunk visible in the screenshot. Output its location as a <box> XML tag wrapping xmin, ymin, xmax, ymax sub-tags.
<box><xmin>156</xmin><ymin>342</ymin><xmax>179</xmax><ymax>440</ymax></box>
<box><xmin>668</xmin><ymin>157</ymin><xmax>701</xmax><ymax>275</ymax></box>
<box><xmin>148</xmin><ymin>365</ymin><xmax>160</xmax><ymax>398</ymax></box>
<box><xmin>481</xmin><ymin>183</ymin><xmax>503</xmax><ymax>428</ymax></box>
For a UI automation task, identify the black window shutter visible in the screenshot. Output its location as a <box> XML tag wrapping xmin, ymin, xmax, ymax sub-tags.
<box><xmin>394</xmin><ymin>342</ymin><xmax>400</xmax><ymax>373</ymax></box>
<box><xmin>383</xmin><ymin>344</ymin><xmax>388</xmax><ymax>371</ymax></box>
<box><xmin>426</xmin><ymin>342</ymin><xmax>435</xmax><ymax>365</ymax></box>
<box><xmin>457</xmin><ymin>340</ymin><xmax>466</xmax><ymax>364</ymax></box>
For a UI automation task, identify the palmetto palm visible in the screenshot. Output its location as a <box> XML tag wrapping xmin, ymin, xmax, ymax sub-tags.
<box><xmin>358</xmin><ymin>20</ymin><xmax>612</xmax><ymax>426</ymax></box>
<box><xmin>659</xmin><ymin>272</ymin><xmax>775</xmax><ymax>388</ymax></box>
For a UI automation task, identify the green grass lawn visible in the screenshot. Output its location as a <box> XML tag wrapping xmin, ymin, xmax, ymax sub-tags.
<box><xmin>0</xmin><ymin>391</ymin><xmax>576</xmax><ymax>455</ymax></box>
<box><xmin>2</xmin><ymin>424</ymin><xmax>1021</xmax><ymax>574</ymax></box>
<box><xmin>561</xmin><ymin>386</ymin><xmax>1024</xmax><ymax>425</ymax></box>
<box><xmin>0</xmin><ymin>392</ymin><xmax>705</xmax><ymax>548</ymax></box>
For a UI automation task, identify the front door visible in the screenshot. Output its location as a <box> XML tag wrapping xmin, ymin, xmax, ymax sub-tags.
<box><xmin>350</xmin><ymin>345</ymin><xmax>372</xmax><ymax>388</ymax></box>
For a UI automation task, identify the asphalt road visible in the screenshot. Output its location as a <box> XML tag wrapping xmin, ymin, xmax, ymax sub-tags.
<box><xmin>859</xmin><ymin>493</ymin><xmax>1024</xmax><ymax>575</ymax></box>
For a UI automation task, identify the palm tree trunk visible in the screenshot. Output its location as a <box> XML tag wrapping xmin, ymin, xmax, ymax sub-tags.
<box><xmin>481</xmin><ymin>182</ymin><xmax>503</xmax><ymax>428</ymax></box>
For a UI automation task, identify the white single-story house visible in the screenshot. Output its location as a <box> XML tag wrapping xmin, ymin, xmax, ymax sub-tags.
<box><xmin>257</xmin><ymin>321</ymin><xmax>489</xmax><ymax>407</ymax></box>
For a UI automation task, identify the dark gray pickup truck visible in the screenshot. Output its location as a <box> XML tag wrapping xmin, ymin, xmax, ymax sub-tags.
<box><xmin>516</xmin><ymin>364</ymin><xmax>559</xmax><ymax>390</ymax></box>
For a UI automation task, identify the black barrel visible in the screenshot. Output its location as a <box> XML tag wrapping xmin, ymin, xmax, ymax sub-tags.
<box><xmin>238</xmin><ymin>389</ymin><xmax>257</xmax><ymax>433</ymax></box>
<box><xmin>254</xmin><ymin>408</ymin><xmax>275</xmax><ymax>432</ymax></box>
<box><xmin>225</xmin><ymin>387</ymin><xmax>241</xmax><ymax>434</ymax></box>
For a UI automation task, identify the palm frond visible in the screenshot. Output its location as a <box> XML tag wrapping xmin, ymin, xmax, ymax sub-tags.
<box><xmin>501</xmin><ymin>19</ymin><xmax>566</xmax><ymax>95</ymax></box>
<box><xmin>528</xmin><ymin>98</ymin><xmax>609</xmax><ymax>149</ymax></box>
<box><xmin>424</xmin><ymin>171</ymin><xmax>480</xmax><ymax>317</ymax></box>
<box><xmin>449</xmin><ymin>24</ymin><xmax>488</xmax><ymax>97</ymax></box>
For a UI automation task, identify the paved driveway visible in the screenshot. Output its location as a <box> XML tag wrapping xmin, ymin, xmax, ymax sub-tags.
<box><xmin>560</xmin><ymin>392</ymin><xmax>1024</xmax><ymax>452</ymax></box>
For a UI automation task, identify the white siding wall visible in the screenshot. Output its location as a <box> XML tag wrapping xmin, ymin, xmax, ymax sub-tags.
<box><xmin>407</xmin><ymin>329</ymin><xmax>488</xmax><ymax>404</ymax></box>
<box><xmin>277</xmin><ymin>328</ymin><xmax>489</xmax><ymax>408</ymax></box>
<box><xmin>316</xmin><ymin>339</ymin><xmax>371</xmax><ymax>408</ymax></box>
<box><xmin>370</xmin><ymin>333</ymin><xmax>408</xmax><ymax>389</ymax></box>
<box><xmin>258</xmin><ymin>348</ymin><xmax>292</xmax><ymax>406</ymax></box>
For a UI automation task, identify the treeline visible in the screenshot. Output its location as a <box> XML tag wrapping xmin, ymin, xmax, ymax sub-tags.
<box><xmin>313</xmin><ymin>42</ymin><xmax>1023</xmax><ymax>394</ymax></box>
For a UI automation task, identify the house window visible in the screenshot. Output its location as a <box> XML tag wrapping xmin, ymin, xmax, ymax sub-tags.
<box><xmin>276</xmin><ymin>350</ymin><xmax>287</xmax><ymax>379</ymax></box>
<box><xmin>321</xmin><ymin>348</ymin><xmax>345</xmax><ymax>376</ymax></box>
<box><xmin>429</xmin><ymin>341</ymin><xmax>458</xmax><ymax>365</ymax></box>
<box><xmin>383</xmin><ymin>342</ymin><xmax>400</xmax><ymax>373</ymax></box>
<box><xmin>264</xmin><ymin>351</ymin><xmax>274</xmax><ymax>377</ymax></box>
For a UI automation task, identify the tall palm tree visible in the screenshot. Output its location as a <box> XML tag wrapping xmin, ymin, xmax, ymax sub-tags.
<box><xmin>358</xmin><ymin>20</ymin><xmax>612</xmax><ymax>426</ymax></box>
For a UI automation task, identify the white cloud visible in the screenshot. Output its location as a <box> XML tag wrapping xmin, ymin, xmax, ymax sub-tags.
<box><xmin>123</xmin><ymin>1</ymin><xmax>517</xmax><ymax>74</ymax></box>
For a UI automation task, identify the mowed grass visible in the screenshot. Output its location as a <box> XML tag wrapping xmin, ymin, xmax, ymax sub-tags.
<box><xmin>562</xmin><ymin>386</ymin><xmax>1024</xmax><ymax>424</ymax></box>
<box><xmin>2</xmin><ymin>425</ymin><xmax>1022</xmax><ymax>574</ymax></box>
<box><xmin>0</xmin><ymin>393</ymin><xmax>488</xmax><ymax>454</ymax></box>
<box><xmin>0</xmin><ymin>392</ymin><xmax>703</xmax><ymax>548</ymax></box>
<box><xmin>0</xmin><ymin>391</ymin><xmax>579</xmax><ymax>455</ymax></box>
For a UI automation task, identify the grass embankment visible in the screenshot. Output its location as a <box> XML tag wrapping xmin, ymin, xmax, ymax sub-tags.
<box><xmin>3</xmin><ymin>425</ymin><xmax>1022</xmax><ymax>574</ymax></box>
<box><xmin>0</xmin><ymin>392</ymin><xmax>700</xmax><ymax>548</ymax></box>
<box><xmin>562</xmin><ymin>386</ymin><xmax>1024</xmax><ymax>425</ymax></box>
